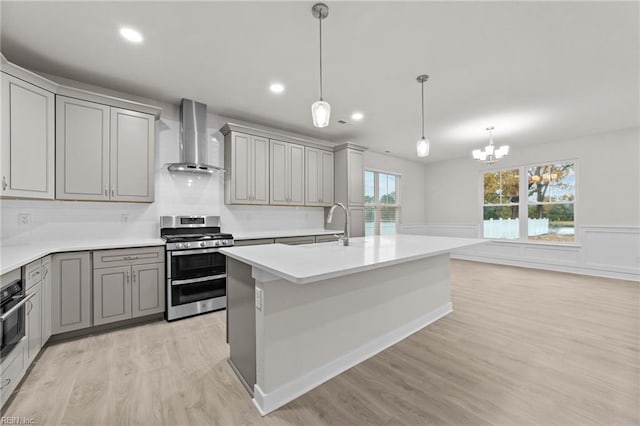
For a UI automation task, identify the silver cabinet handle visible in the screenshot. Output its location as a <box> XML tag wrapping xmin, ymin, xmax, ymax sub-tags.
<box><xmin>104</xmin><ymin>184</ymin><xmax>108</xmax><ymax>196</ymax></box>
<box><xmin>2</xmin><ymin>176</ymin><xmax>7</xmax><ymax>191</ymax></box>
<box><xmin>111</xmin><ymin>186</ymin><xmax>115</xmax><ymax>197</ymax></box>
<box><xmin>123</xmin><ymin>256</ymin><xmax>139</xmax><ymax>260</ymax></box>
<box><xmin>132</xmin><ymin>271</ymin><xmax>136</xmax><ymax>283</ymax></box>
<box><xmin>126</xmin><ymin>271</ymin><xmax>130</xmax><ymax>284</ymax></box>
<box><xmin>42</xmin><ymin>266</ymin><xmax>49</xmax><ymax>279</ymax></box>
<box><xmin>0</xmin><ymin>292</ymin><xmax>36</xmax><ymax>322</ymax></box>
<box><xmin>1</xmin><ymin>378</ymin><xmax>11</xmax><ymax>389</ymax></box>
<box><xmin>30</xmin><ymin>270</ymin><xmax>40</xmax><ymax>279</ymax></box>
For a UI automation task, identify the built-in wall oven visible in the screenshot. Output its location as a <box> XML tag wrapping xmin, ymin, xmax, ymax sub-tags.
<box><xmin>1</xmin><ymin>279</ymin><xmax>32</xmax><ymax>361</ymax></box>
<box><xmin>161</xmin><ymin>216</ymin><xmax>234</xmax><ymax>321</ymax></box>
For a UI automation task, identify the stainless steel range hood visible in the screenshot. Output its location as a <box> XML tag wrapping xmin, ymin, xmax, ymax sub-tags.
<box><xmin>168</xmin><ymin>99</ymin><xmax>224</xmax><ymax>174</ymax></box>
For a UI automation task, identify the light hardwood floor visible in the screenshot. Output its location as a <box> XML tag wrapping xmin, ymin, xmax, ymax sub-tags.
<box><xmin>3</xmin><ymin>260</ymin><xmax>638</xmax><ymax>425</ymax></box>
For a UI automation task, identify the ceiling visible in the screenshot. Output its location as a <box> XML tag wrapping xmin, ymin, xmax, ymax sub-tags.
<box><xmin>1</xmin><ymin>1</ymin><xmax>638</xmax><ymax>163</ymax></box>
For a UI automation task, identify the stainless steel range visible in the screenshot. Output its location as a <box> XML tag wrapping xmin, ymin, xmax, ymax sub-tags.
<box><xmin>161</xmin><ymin>216</ymin><xmax>234</xmax><ymax>321</ymax></box>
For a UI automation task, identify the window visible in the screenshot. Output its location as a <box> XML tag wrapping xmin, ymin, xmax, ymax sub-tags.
<box><xmin>482</xmin><ymin>161</ymin><xmax>576</xmax><ymax>243</ymax></box>
<box><xmin>365</xmin><ymin>170</ymin><xmax>399</xmax><ymax>236</ymax></box>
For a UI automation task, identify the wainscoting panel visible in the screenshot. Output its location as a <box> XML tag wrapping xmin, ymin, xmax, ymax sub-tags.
<box><xmin>401</xmin><ymin>224</ymin><xmax>639</xmax><ymax>281</ymax></box>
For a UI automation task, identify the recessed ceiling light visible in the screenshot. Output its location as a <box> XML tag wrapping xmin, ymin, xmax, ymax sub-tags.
<box><xmin>119</xmin><ymin>27</ymin><xmax>143</xmax><ymax>43</ymax></box>
<box><xmin>269</xmin><ymin>83</ymin><xmax>285</xmax><ymax>94</ymax></box>
<box><xmin>351</xmin><ymin>112</ymin><xmax>364</xmax><ymax>121</ymax></box>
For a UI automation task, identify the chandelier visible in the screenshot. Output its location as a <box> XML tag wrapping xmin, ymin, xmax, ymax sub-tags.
<box><xmin>472</xmin><ymin>126</ymin><xmax>509</xmax><ymax>164</ymax></box>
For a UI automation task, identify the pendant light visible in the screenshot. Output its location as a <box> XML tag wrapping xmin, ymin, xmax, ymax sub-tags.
<box><xmin>311</xmin><ymin>3</ymin><xmax>330</xmax><ymax>128</ymax></box>
<box><xmin>416</xmin><ymin>74</ymin><xmax>430</xmax><ymax>157</ymax></box>
<box><xmin>472</xmin><ymin>126</ymin><xmax>510</xmax><ymax>164</ymax></box>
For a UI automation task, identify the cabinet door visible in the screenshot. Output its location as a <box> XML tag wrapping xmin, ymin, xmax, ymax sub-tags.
<box><xmin>289</xmin><ymin>143</ymin><xmax>305</xmax><ymax>205</ymax></box>
<box><xmin>230</xmin><ymin>132</ymin><xmax>251</xmax><ymax>204</ymax></box>
<box><xmin>320</xmin><ymin>150</ymin><xmax>334</xmax><ymax>206</ymax></box>
<box><xmin>93</xmin><ymin>266</ymin><xmax>132</xmax><ymax>326</ymax></box>
<box><xmin>26</xmin><ymin>284</ymin><xmax>42</xmax><ymax>366</ymax></box>
<box><xmin>56</xmin><ymin>96</ymin><xmax>110</xmax><ymax>201</ymax></box>
<box><xmin>349</xmin><ymin>207</ymin><xmax>365</xmax><ymax>238</ymax></box>
<box><xmin>252</xmin><ymin>136</ymin><xmax>270</xmax><ymax>204</ymax></box>
<box><xmin>270</xmin><ymin>140</ymin><xmax>288</xmax><ymax>205</ymax></box>
<box><xmin>348</xmin><ymin>149</ymin><xmax>364</xmax><ymax>206</ymax></box>
<box><xmin>51</xmin><ymin>252</ymin><xmax>92</xmax><ymax>334</ymax></box>
<box><xmin>41</xmin><ymin>256</ymin><xmax>52</xmax><ymax>345</ymax></box>
<box><xmin>305</xmin><ymin>147</ymin><xmax>321</xmax><ymax>206</ymax></box>
<box><xmin>110</xmin><ymin>108</ymin><xmax>155</xmax><ymax>202</ymax></box>
<box><xmin>1</xmin><ymin>72</ymin><xmax>54</xmax><ymax>199</ymax></box>
<box><xmin>131</xmin><ymin>263</ymin><xmax>165</xmax><ymax>318</ymax></box>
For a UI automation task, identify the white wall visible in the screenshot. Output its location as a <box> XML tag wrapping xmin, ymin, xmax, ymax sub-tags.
<box><xmin>1</xmin><ymin>112</ymin><xmax>325</xmax><ymax>245</ymax></box>
<box><xmin>364</xmin><ymin>151</ymin><xmax>426</xmax><ymax>225</ymax></box>
<box><xmin>407</xmin><ymin>127</ymin><xmax>640</xmax><ymax>280</ymax></box>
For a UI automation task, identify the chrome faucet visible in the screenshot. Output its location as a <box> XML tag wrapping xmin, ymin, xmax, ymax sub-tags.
<box><xmin>327</xmin><ymin>202</ymin><xmax>350</xmax><ymax>246</ymax></box>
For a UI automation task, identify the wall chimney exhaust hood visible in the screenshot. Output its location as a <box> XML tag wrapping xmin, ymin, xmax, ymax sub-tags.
<box><xmin>167</xmin><ymin>98</ymin><xmax>225</xmax><ymax>174</ymax></box>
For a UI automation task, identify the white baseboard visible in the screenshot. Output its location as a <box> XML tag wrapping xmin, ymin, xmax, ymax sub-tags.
<box><xmin>252</xmin><ymin>302</ymin><xmax>453</xmax><ymax>416</ymax></box>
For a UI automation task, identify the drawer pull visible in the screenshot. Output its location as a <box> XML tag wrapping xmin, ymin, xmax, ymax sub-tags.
<box><xmin>123</xmin><ymin>256</ymin><xmax>139</xmax><ymax>260</ymax></box>
<box><xmin>1</xmin><ymin>378</ymin><xmax>11</xmax><ymax>389</ymax></box>
<box><xmin>30</xmin><ymin>270</ymin><xmax>40</xmax><ymax>278</ymax></box>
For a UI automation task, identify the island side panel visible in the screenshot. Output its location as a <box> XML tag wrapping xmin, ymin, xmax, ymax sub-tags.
<box><xmin>227</xmin><ymin>257</ymin><xmax>256</xmax><ymax>394</ymax></box>
<box><xmin>254</xmin><ymin>253</ymin><xmax>451</xmax><ymax>413</ymax></box>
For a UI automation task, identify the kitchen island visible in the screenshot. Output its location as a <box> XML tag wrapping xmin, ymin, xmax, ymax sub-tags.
<box><xmin>220</xmin><ymin>234</ymin><xmax>484</xmax><ymax>415</ymax></box>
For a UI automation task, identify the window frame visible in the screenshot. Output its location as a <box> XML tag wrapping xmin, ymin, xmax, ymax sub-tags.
<box><xmin>479</xmin><ymin>159</ymin><xmax>578</xmax><ymax>245</ymax></box>
<box><xmin>365</xmin><ymin>169</ymin><xmax>401</xmax><ymax>236</ymax></box>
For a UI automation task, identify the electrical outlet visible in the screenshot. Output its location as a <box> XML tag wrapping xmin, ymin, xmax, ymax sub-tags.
<box><xmin>18</xmin><ymin>213</ymin><xmax>31</xmax><ymax>225</ymax></box>
<box><xmin>121</xmin><ymin>214</ymin><xmax>129</xmax><ymax>224</ymax></box>
<box><xmin>255</xmin><ymin>287</ymin><xmax>263</xmax><ymax>311</ymax></box>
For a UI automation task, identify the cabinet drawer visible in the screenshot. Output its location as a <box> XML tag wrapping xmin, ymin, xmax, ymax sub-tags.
<box><xmin>315</xmin><ymin>234</ymin><xmax>343</xmax><ymax>243</ymax></box>
<box><xmin>233</xmin><ymin>239</ymin><xmax>275</xmax><ymax>247</ymax></box>
<box><xmin>24</xmin><ymin>259</ymin><xmax>42</xmax><ymax>289</ymax></box>
<box><xmin>1</xmin><ymin>339</ymin><xmax>25</xmax><ymax>407</ymax></box>
<box><xmin>93</xmin><ymin>246</ymin><xmax>164</xmax><ymax>269</ymax></box>
<box><xmin>275</xmin><ymin>236</ymin><xmax>316</xmax><ymax>245</ymax></box>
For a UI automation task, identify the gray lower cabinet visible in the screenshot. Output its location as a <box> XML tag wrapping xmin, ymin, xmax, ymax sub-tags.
<box><xmin>93</xmin><ymin>266</ymin><xmax>132</xmax><ymax>326</ymax></box>
<box><xmin>274</xmin><ymin>236</ymin><xmax>316</xmax><ymax>245</ymax></box>
<box><xmin>51</xmin><ymin>251</ymin><xmax>92</xmax><ymax>334</ymax></box>
<box><xmin>41</xmin><ymin>256</ymin><xmax>52</xmax><ymax>344</ymax></box>
<box><xmin>93</xmin><ymin>262</ymin><xmax>164</xmax><ymax>326</ymax></box>
<box><xmin>25</xmin><ymin>282</ymin><xmax>42</xmax><ymax>365</ymax></box>
<box><xmin>131</xmin><ymin>263</ymin><xmax>165</xmax><ymax>318</ymax></box>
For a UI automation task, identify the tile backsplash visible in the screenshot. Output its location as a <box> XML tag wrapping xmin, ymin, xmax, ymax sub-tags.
<box><xmin>0</xmin><ymin>115</ymin><xmax>324</xmax><ymax>245</ymax></box>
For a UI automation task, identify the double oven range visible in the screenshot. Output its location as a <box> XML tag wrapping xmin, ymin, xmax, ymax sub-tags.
<box><xmin>161</xmin><ymin>216</ymin><xmax>234</xmax><ymax>321</ymax></box>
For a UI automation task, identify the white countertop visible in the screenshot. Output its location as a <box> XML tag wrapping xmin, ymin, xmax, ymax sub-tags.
<box><xmin>220</xmin><ymin>234</ymin><xmax>486</xmax><ymax>284</ymax></box>
<box><xmin>232</xmin><ymin>228</ymin><xmax>341</xmax><ymax>240</ymax></box>
<box><xmin>0</xmin><ymin>238</ymin><xmax>165</xmax><ymax>275</ymax></box>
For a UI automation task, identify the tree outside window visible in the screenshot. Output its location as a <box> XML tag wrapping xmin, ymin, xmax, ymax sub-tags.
<box><xmin>365</xmin><ymin>170</ymin><xmax>399</xmax><ymax>236</ymax></box>
<box><xmin>482</xmin><ymin>161</ymin><xmax>576</xmax><ymax>243</ymax></box>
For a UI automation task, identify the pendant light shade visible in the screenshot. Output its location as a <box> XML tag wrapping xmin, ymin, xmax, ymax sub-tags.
<box><xmin>311</xmin><ymin>100</ymin><xmax>331</xmax><ymax>128</ymax></box>
<box><xmin>416</xmin><ymin>137</ymin><xmax>430</xmax><ymax>157</ymax></box>
<box><xmin>416</xmin><ymin>74</ymin><xmax>430</xmax><ymax>157</ymax></box>
<box><xmin>311</xmin><ymin>3</ymin><xmax>330</xmax><ymax>128</ymax></box>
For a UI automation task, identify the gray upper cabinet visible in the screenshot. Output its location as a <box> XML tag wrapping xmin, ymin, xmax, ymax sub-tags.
<box><xmin>56</xmin><ymin>96</ymin><xmax>110</xmax><ymax>201</ymax></box>
<box><xmin>51</xmin><ymin>251</ymin><xmax>92</xmax><ymax>334</ymax></box>
<box><xmin>305</xmin><ymin>147</ymin><xmax>334</xmax><ymax>207</ymax></box>
<box><xmin>270</xmin><ymin>140</ymin><xmax>305</xmax><ymax>206</ymax></box>
<box><xmin>110</xmin><ymin>108</ymin><xmax>155</xmax><ymax>202</ymax></box>
<box><xmin>56</xmin><ymin>96</ymin><xmax>155</xmax><ymax>202</ymax></box>
<box><xmin>0</xmin><ymin>72</ymin><xmax>55</xmax><ymax>199</ymax></box>
<box><xmin>225</xmin><ymin>131</ymin><xmax>269</xmax><ymax>205</ymax></box>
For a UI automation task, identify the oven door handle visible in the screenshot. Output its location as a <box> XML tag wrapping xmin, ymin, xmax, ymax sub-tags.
<box><xmin>0</xmin><ymin>292</ymin><xmax>35</xmax><ymax>322</ymax></box>
<box><xmin>171</xmin><ymin>274</ymin><xmax>227</xmax><ymax>286</ymax></box>
<box><xmin>170</xmin><ymin>247</ymin><xmax>226</xmax><ymax>256</ymax></box>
